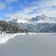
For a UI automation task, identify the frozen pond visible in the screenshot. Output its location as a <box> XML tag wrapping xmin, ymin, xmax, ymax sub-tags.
<box><xmin>0</xmin><ymin>33</ymin><xmax>56</xmax><ymax>56</ymax></box>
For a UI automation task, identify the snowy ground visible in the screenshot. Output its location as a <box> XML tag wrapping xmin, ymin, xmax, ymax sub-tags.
<box><xmin>0</xmin><ymin>33</ymin><xmax>17</xmax><ymax>44</ymax></box>
<box><xmin>0</xmin><ymin>33</ymin><xmax>37</xmax><ymax>44</ymax></box>
<box><xmin>0</xmin><ymin>33</ymin><xmax>56</xmax><ymax>44</ymax></box>
<box><xmin>0</xmin><ymin>33</ymin><xmax>56</xmax><ymax>56</ymax></box>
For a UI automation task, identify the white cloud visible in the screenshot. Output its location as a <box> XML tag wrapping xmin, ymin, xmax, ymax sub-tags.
<box><xmin>0</xmin><ymin>3</ymin><xmax>6</xmax><ymax>9</ymax></box>
<box><xmin>44</xmin><ymin>10</ymin><xmax>56</xmax><ymax>17</ymax></box>
<box><xmin>6</xmin><ymin>0</ymin><xmax>56</xmax><ymax>23</ymax></box>
<box><xmin>28</xmin><ymin>0</ymin><xmax>56</xmax><ymax>17</ymax></box>
<box><xmin>6</xmin><ymin>0</ymin><xmax>18</xmax><ymax>3</ymax></box>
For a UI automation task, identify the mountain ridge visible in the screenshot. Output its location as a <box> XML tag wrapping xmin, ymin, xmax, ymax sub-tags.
<box><xmin>0</xmin><ymin>15</ymin><xmax>56</xmax><ymax>33</ymax></box>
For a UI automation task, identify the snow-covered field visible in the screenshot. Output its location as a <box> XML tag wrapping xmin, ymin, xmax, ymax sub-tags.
<box><xmin>0</xmin><ymin>33</ymin><xmax>56</xmax><ymax>44</ymax></box>
<box><xmin>0</xmin><ymin>33</ymin><xmax>56</xmax><ymax>56</ymax></box>
<box><xmin>0</xmin><ymin>33</ymin><xmax>37</xmax><ymax>44</ymax></box>
<box><xmin>0</xmin><ymin>33</ymin><xmax>18</xmax><ymax>44</ymax></box>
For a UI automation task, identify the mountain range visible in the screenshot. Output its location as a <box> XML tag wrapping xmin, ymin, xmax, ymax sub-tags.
<box><xmin>0</xmin><ymin>15</ymin><xmax>56</xmax><ymax>33</ymax></box>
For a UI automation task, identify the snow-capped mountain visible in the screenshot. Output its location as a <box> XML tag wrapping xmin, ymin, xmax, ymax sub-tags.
<box><xmin>6</xmin><ymin>15</ymin><xmax>56</xmax><ymax>32</ymax></box>
<box><xmin>9</xmin><ymin>15</ymin><xmax>56</xmax><ymax>24</ymax></box>
<box><xmin>29</xmin><ymin>15</ymin><xmax>56</xmax><ymax>24</ymax></box>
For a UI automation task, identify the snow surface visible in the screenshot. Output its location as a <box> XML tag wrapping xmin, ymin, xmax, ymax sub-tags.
<box><xmin>0</xmin><ymin>33</ymin><xmax>56</xmax><ymax>56</ymax></box>
<box><xmin>0</xmin><ymin>33</ymin><xmax>17</xmax><ymax>44</ymax></box>
<box><xmin>0</xmin><ymin>33</ymin><xmax>37</xmax><ymax>44</ymax></box>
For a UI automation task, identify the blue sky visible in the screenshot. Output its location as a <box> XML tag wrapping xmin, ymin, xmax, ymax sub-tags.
<box><xmin>0</xmin><ymin>0</ymin><xmax>56</xmax><ymax>20</ymax></box>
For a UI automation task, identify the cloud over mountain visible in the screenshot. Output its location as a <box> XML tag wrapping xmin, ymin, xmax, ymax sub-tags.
<box><xmin>0</xmin><ymin>0</ymin><xmax>56</xmax><ymax>20</ymax></box>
